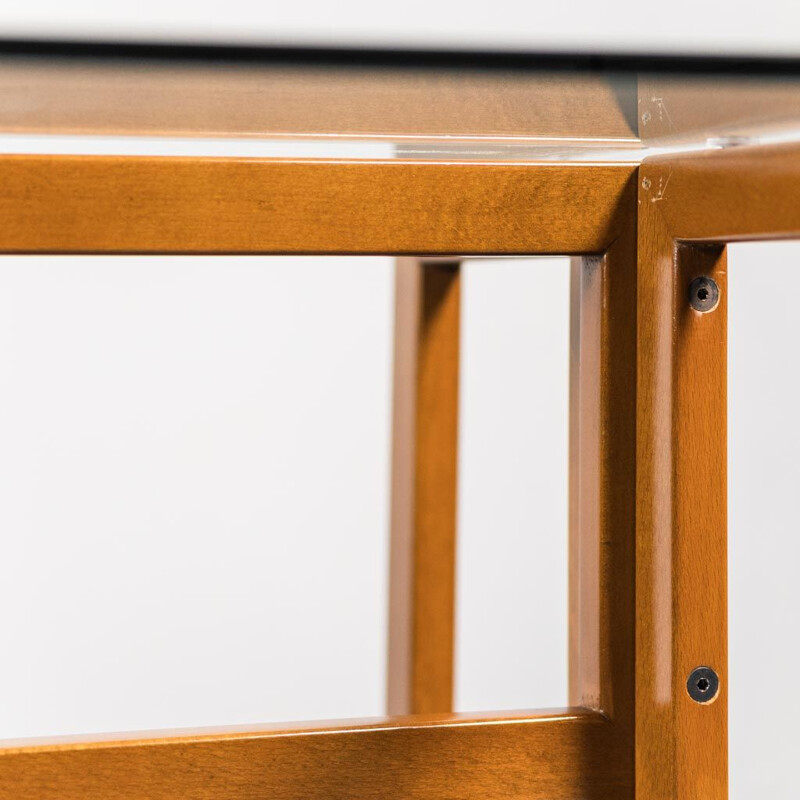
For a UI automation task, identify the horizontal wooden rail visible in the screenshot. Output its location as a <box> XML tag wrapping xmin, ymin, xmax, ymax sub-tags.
<box><xmin>0</xmin><ymin>151</ymin><xmax>639</xmax><ymax>800</ymax></box>
<box><xmin>0</xmin><ymin>710</ymin><xmax>629</xmax><ymax>800</ymax></box>
<box><xmin>641</xmin><ymin>142</ymin><xmax>800</xmax><ymax>241</ymax></box>
<box><xmin>0</xmin><ymin>156</ymin><xmax>634</xmax><ymax>255</ymax></box>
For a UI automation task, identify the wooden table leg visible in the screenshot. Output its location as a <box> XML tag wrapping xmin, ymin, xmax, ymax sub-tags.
<box><xmin>388</xmin><ymin>257</ymin><xmax>461</xmax><ymax>715</ymax></box>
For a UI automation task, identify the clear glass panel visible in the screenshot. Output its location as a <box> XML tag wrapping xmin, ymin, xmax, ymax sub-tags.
<box><xmin>729</xmin><ymin>241</ymin><xmax>800</xmax><ymax>799</ymax></box>
<box><xmin>455</xmin><ymin>257</ymin><xmax>569</xmax><ymax>712</ymax></box>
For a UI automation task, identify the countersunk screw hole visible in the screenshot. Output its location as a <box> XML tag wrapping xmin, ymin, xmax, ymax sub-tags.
<box><xmin>688</xmin><ymin>277</ymin><xmax>720</xmax><ymax>313</ymax></box>
<box><xmin>687</xmin><ymin>667</ymin><xmax>719</xmax><ymax>703</ymax></box>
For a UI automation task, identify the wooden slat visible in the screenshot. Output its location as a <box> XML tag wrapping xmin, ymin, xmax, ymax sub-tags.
<box><xmin>0</xmin><ymin>711</ymin><xmax>629</xmax><ymax>800</ymax></box>
<box><xmin>0</xmin><ymin>156</ymin><xmax>635</xmax><ymax>255</ymax></box>
<box><xmin>640</xmin><ymin>142</ymin><xmax>800</xmax><ymax>241</ymax></box>
<box><xmin>637</xmin><ymin>173</ymin><xmax>728</xmax><ymax>799</ymax></box>
<box><xmin>0</xmin><ymin>58</ymin><xmax>637</xmax><ymax>142</ymax></box>
<box><xmin>388</xmin><ymin>258</ymin><xmax>460</xmax><ymax>715</ymax></box>
<box><xmin>568</xmin><ymin>186</ymin><xmax>637</xmax><ymax>798</ymax></box>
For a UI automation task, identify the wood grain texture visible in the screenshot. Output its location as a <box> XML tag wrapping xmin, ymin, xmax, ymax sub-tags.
<box><xmin>568</xmin><ymin>183</ymin><xmax>637</xmax><ymax>799</ymax></box>
<box><xmin>389</xmin><ymin>259</ymin><xmax>460</xmax><ymax>715</ymax></box>
<box><xmin>0</xmin><ymin>153</ymin><xmax>643</xmax><ymax>797</ymax></box>
<box><xmin>637</xmin><ymin>172</ymin><xmax>727</xmax><ymax>800</ymax></box>
<box><xmin>0</xmin><ymin>711</ymin><xmax>630</xmax><ymax>800</ymax></box>
<box><xmin>640</xmin><ymin>142</ymin><xmax>800</xmax><ymax>241</ymax></box>
<box><xmin>0</xmin><ymin>156</ymin><xmax>635</xmax><ymax>255</ymax></box>
<box><xmin>0</xmin><ymin>58</ymin><xmax>637</xmax><ymax>142</ymax></box>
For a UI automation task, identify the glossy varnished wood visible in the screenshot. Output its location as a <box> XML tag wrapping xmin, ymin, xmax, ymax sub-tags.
<box><xmin>389</xmin><ymin>259</ymin><xmax>460</xmax><ymax>714</ymax></box>
<box><xmin>640</xmin><ymin>142</ymin><xmax>800</xmax><ymax>241</ymax></box>
<box><xmin>0</xmin><ymin>711</ymin><xmax>629</xmax><ymax>800</ymax></box>
<box><xmin>0</xmin><ymin>156</ymin><xmax>635</xmax><ymax>254</ymax></box>
<box><xmin>0</xmin><ymin>151</ymin><xmax>641</xmax><ymax>798</ymax></box>
<box><xmin>637</xmin><ymin>162</ymin><xmax>728</xmax><ymax>800</ymax></box>
<box><xmin>568</xmin><ymin>186</ymin><xmax>637</xmax><ymax>798</ymax></box>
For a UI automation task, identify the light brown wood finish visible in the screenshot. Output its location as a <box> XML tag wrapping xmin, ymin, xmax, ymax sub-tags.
<box><xmin>637</xmin><ymin>152</ymin><xmax>738</xmax><ymax>800</ymax></box>
<box><xmin>641</xmin><ymin>142</ymin><xmax>800</xmax><ymax>241</ymax></box>
<box><xmin>568</xmin><ymin>189</ymin><xmax>637</xmax><ymax>798</ymax></box>
<box><xmin>636</xmin><ymin>222</ymin><xmax>728</xmax><ymax>799</ymax></box>
<box><xmin>389</xmin><ymin>259</ymin><xmax>460</xmax><ymax>715</ymax></box>
<box><xmin>635</xmin><ymin>141</ymin><xmax>800</xmax><ymax>799</ymax></box>
<box><xmin>0</xmin><ymin>153</ymin><xmax>639</xmax><ymax>797</ymax></box>
<box><xmin>0</xmin><ymin>58</ymin><xmax>637</xmax><ymax>142</ymax></box>
<box><xmin>0</xmin><ymin>711</ymin><xmax>628</xmax><ymax>800</ymax></box>
<box><xmin>0</xmin><ymin>156</ymin><xmax>634</xmax><ymax>254</ymax></box>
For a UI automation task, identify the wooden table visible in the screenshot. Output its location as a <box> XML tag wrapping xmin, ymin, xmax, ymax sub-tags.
<box><xmin>2</xmin><ymin>40</ymin><xmax>799</xmax><ymax>800</ymax></box>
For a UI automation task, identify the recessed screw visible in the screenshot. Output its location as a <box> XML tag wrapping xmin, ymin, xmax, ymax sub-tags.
<box><xmin>687</xmin><ymin>666</ymin><xmax>720</xmax><ymax>704</ymax></box>
<box><xmin>688</xmin><ymin>276</ymin><xmax>720</xmax><ymax>313</ymax></box>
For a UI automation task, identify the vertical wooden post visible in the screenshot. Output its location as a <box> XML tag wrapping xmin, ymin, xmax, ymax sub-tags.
<box><xmin>637</xmin><ymin>182</ymin><xmax>728</xmax><ymax>799</ymax></box>
<box><xmin>388</xmin><ymin>257</ymin><xmax>461</xmax><ymax>715</ymax></box>
<box><xmin>568</xmin><ymin>193</ymin><xmax>637</xmax><ymax>798</ymax></box>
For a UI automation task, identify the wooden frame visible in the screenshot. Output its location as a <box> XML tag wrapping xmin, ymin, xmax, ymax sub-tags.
<box><xmin>3</xmin><ymin>130</ymin><xmax>797</xmax><ymax>797</ymax></box>
<box><xmin>0</xmin><ymin>155</ymin><xmax>638</xmax><ymax>798</ymax></box>
<box><xmin>634</xmin><ymin>141</ymin><xmax>800</xmax><ymax>800</ymax></box>
<box><xmin>388</xmin><ymin>256</ymin><xmax>461</xmax><ymax>715</ymax></box>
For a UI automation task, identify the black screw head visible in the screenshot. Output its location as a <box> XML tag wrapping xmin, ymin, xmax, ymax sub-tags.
<box><xmin>688</xmin><ymin>276</ymin><xmax>720</xmax><ymax>313</ymax></box>
<box><xmin>687</xmin><ymin>666</ymin><xmax>720</xmax><ymax>704</ymax></box>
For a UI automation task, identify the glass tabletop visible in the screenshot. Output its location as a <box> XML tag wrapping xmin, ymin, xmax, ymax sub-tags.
<box><xmin>2</xmin><ymin>41</ymin><xmax>800</xmax><ymax>160</ymax></box>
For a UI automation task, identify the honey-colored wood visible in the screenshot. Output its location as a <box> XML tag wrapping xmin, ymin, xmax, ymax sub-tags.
<box><xmin>568</xmin><ymin>185</ymin><xmax>637</xmax><ymax>797</ymax></box>
<box><xmin>640</xmin><ymin>142</ymin><xmax>800</xmax><ymax>241</ymax></box>
<box><xmin>0</xmin><ymin>57</ymin><xmax>637</xmax><ymax>143</ymax></box>
<box><xmin>0</xmin><ymin>151</ymin><xmax>641</xmax><ymax>797</ymax></box>
<box><xmin>634</xmin><ymin>140</ymin><xmax>800</xmax><ymax>800</ymax></box>
<box><xmin>4</xmin><ymin>68</ymin><xmax>800</xmax><ymax>799</ymax></box>
<box><xmin>0</xmin><ymin>710</ymin><xmax>629</xmax><ymax>800</ymax></box>
<box><xmin>389</xmin><ymin>258</ymin><xmax>460</xmax><ymax>715</ymax></box>
<box><xmin>637</xmin><ymin>161</ymin><xmax>729</xmax><ymax>800</ymax></box>
<box><xmin>0</xmin><ymin>156</ymin><xmax>634</xmax><ymax>255</ymax></box>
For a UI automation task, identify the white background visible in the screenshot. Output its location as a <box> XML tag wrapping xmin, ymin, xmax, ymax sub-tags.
<box><xmin>1</xmin><ymin>0</ymin><xmax>800</xmax><ymax>56</ymax></box>
<box><xmin>728</xmin><ymin>242</ymin><xmax>800</xmax><ymax>800</ymax></box>
<box><xmin>0</xmin><ymin>4</ymin><xmax>798</xmax><ymax>795</ymax></box>
<box><xmin>0</xmin><ymin>252</ymin><xmax>571</xmax><ymax>737</ymax></box>
<box><xmin>2</xmin><ymin>239</ymin><xmax>796</xmax><ymax>800</ymax></box>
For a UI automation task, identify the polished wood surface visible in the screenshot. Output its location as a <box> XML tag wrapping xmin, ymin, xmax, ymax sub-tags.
<box><xmin>0</xmin><ymin>151</ymin><xmax>642</xmax><ymax>797</ymax></box>
<box><xmin>0</xmin><ymin>711</ymin><xmax>628</xmax><ymax>800</ymax></box>
<box><xmin>637</xmin><ymin>161</ymin><xmax>728</xmax><ymax>800</ymax></box>
<box><xmin>0</xmin><ymin>57</ymin><xmax>637</xmax><ymax>143</ymax></box>
<box><xmin>640</xmin><ymin>142</ymin><xmax>800</xmax><ymax>241</ymax></box>
<box><xmin>568</xmin><ymin>189</ymin><xmax>637</xmax><ymax>798</ymax></box>
<box><xmin>632</xmin><ymin>138</ymin><xmax>800</xmax><ymax>800</ymax></box>
<box><xmin>0</xmin><ymin>156</ymin><xmax>635</xmax><ymax>254</ymax></box>
<box><xmin>4</xmin><ymin>58</ymin><xmax>800</xmax><ymax>795</ymax></box>
<box><xmin>388</xmin><ymin>259</ymin><xmax>460</xmax><ymax>714</ymax></box>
